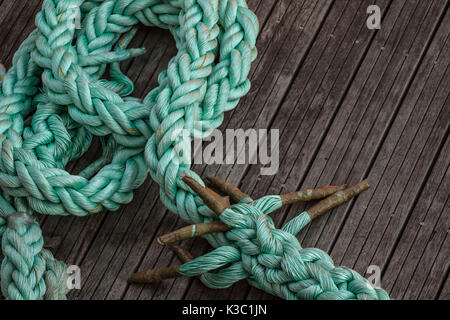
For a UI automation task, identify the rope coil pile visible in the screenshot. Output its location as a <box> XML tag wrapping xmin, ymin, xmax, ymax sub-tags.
<box><xmin>0</xmin><ymin>0</ymin><xmax>390</xmax><ymax>300</ymax></box>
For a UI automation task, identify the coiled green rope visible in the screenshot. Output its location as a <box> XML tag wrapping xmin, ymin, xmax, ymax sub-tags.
<box><xmin>0</xmin><ymin>0</ymin><xmax>161</xmax><ymax>299</ymax></box>
<box><xmin>0</xmin><ymin>0</ymin><xmax>390</xmax><ymax>300</ymax></box>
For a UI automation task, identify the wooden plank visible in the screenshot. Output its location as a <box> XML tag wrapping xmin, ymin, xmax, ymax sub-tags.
<box><xmin>438</xmin><ymin>272</ymin><xmax>450</xmax><ymax>300</ymax></box>
<box><xmin>303</xmin><ymin>0</ymin><xmax>442</xmax><ymax>253</ymax></box>
<box><xmin>0</xmin><ymin>0</ymin><xmax>447</xmax><ymax>300</ymax></box>
<box><xmin>247</xmin><ymin>0</ymin><xmax>448</xmax><ymax>300</ymax></box>
<box><xmin>396</xmin><ymin>145</ymin><xmax>448</xmax><ymax>300</ymax></box>
<box><xmin>379</xmin><ymin>44</ymin><xmax>449</xmax><ymax>298</ymax></box>
<box><xmin>0</xmin><ymin>0</ymin><xmax>41</xmax><ymax>67</ymax></box>
<box><xmin>0</xmin><ymin>1</ymin><xmax>16</xmax><ymax>26</ymax></box>
<box><xmin>332</xmin><ymin>0</ymin><xmax>449</xmax><ymax>292</ymax></box>
<box><xmin>242</xmin><ymin>0</ymin><xmax>406</xmax><ymax>299</ymax></box>
<box><xmin>321</xmin><ymin>3</ymin><xmax>448</xmax><ymax>301</ymax></box>
<box><xmin>407</xmin><ymin>190</ymin><xmax>449</xmax><ymax>300</ymax></box>
<box><xmin>211</xmin><ymin>0</ymin><xmax>334</xmax><ymax>189</ymax></box>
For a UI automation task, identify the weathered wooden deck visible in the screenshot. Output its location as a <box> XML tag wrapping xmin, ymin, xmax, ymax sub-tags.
<box><xmin>0</xmin><ymin>0</ymin><xmax>448</xmax><ymax>300</ymax></box>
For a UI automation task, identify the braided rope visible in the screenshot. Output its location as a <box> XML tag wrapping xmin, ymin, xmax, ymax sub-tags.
<box><xmin>0</xmin><ymin>0</ymin><xmax>390</xmax><ymax>300</ymax></box>
<box><xmin>178</xmin><ymin>199</ymin><xmax>390</xmax><ymax>300</ymax></box>
<box><xmin>1</xmin><ymin>212</ymin><xmax>68</xmax><ymax>300</ymax></box>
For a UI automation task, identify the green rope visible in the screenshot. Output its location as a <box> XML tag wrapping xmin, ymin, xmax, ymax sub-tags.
<box><xmin>177</xmin><ymin>199</ymin><xmax>390</xmax><ymax>300</ymax></box>
<box><xmin>1</xmin><ymin>212</ymin><xmax>68</xmax><ymax>300</ymax></box>
<box><xmin>0</xmin><ymin>0</ymin><xmax>390</xmax><ymax>300</ymax></box>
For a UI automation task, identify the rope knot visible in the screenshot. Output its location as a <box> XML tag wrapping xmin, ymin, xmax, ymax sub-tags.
<box><xmin>141</xmin><ymin>176</ymin><xmax>390</xmax><ymax>300</ymax></box>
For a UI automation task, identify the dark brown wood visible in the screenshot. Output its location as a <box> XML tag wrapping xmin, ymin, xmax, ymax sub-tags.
<box><xmin>43</xmin><ymin>236</ymin><xmax>62</xmax><ymax>250</ymax></box>
<box><xmin>0</xmin><ymin>0</ymin><xmax>448</xmax><ymax>300</ymax></box>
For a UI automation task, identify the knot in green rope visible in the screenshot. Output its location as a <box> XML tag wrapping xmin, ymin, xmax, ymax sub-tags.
<box><xmin>179</xmin><ymin>198</ymin><xmax>390</xmax><ymax>300</ymax></box>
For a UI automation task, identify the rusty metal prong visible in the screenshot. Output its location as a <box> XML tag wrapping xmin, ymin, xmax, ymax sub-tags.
<box><xmin>280</xmin><ymin>184</ymin><xmax>347</xmax><ymax>206</ymax></box>
<box><xmin>168</xmin><ymin>244</ymin><xmax>195</xmax><ymax>264</ymax></box>
<box><xmin>168</xmin><ymin>245</ymin><xmax>206</xmax><ymax>280</ymax></box>
<box><xmin>128</xmin><ymin>265</ymin><xmax>183</xmax><ymax>284</ymax></box>
<box><xmin>206</xmin><ymin>175</ymin><xmax>251</xmax><ymax>203</ymax></box>
<box><xmin>157</xmin><ymin>222</ymin><xmax>230</xmax><ymax>245</ymax></box>
<box><xmin>183</xmin><ymin>175</ymin><xmax>230</xmax><ymax>216</ymax></box>
<box><xmin>306</xmin><ymin>180</ymin><xmax>370</xmax><ymax>220</ymax></box>
<box><xmin>128</xmin><ymin>246</ymin><xmax>196</xmax><ymax>284</ymax></box>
